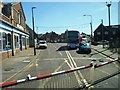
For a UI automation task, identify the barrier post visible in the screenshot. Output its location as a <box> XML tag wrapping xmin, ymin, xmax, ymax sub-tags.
<box><xmin>90</xmin><ymin>60</ymin><xmax>96</xmax><ymax>83</ymax></box>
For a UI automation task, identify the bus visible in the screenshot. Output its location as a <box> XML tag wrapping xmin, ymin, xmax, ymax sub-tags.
<box><xmin>65</xmin><ymin>30</ymin><xmax>80</xmax><ymax>49</ymax></box>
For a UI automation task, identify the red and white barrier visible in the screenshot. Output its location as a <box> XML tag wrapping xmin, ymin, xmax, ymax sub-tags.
<box><xmin>95</xmin><ymin>58</ymin><xmax>119</xmax><ymax>68</ymax></box>
<box><xmin>0</xmin><ymin>58</ymin><xmax>119</xmax><ymax>88</ymax></box>
<box><xmin>0</xmin><ymin>63</ymin><xmax>92</xmax><ymax>88</ymax></box>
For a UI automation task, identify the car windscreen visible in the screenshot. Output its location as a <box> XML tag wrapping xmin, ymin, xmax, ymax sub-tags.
<box><xmin>39</xmin><ymin>42</ymin><xmax>46</xmax><ymax>44</ymax></box>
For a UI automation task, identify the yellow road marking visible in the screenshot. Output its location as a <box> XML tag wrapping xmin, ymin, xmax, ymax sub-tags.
<box><xmin>53</xmin><ymin>61</ymin><xmax>66</xmax><ymax>72</ymax></box>
<box><xmin>44</xmin><ymin>58</ymin><xmax>65</xmax><ymax>60</ymax></box>
<box><xmin>43</xmin><ymin>57</ymin><xmax>101</xmax><ymax>61</ymax></box>
<box><xmin>29</xmin><ymin>63</ymin><xmax>34</xmax><ymax>68</ymax></box>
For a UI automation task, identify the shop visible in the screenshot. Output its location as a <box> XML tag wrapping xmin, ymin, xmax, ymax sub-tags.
<box><xmin>0</xmin><ymin>22</ymin><xmax>29</xmax><ymax>60</ymax></box>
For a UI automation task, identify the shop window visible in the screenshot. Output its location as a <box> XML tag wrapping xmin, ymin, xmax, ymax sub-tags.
<box><xmin>2</xmin><ymin>32</ymin><xmax>7</xmax><ymax>50</ymax></box>
<box><xmin>7</xmin><ymin>33</ymin><xmax>11</xmax><ymax>49</ymax></box>
<box><xmin>2</xmin><ymin>32</ymin><xmax>11</xmax><ymax>51</ymax></box>
<box><xmin>14</xmin><ymin>35</ymin><xmax>19</xmax><ymax>48</ymax></box>
<box><xmin>27</xmin><ymin>38</ymin><xmax>29</xmax><ymax>45</ymax></box>
<box><xmin>26</xmin><ymin>37</ymin><xmax>29</xmax><ymax>45</ymax></box>
<box><xmin>22</xmin><ymin>37</ymin><xmax>26</xmax><ymax>46</ymax></box>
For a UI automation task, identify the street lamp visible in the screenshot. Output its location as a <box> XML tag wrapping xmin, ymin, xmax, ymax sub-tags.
<box><xmin>106</xmin><ymin>1</ymin><xmax>112</xmax><ymax>26</ymax></box>
<box><xmin>32</xmin><ymin>7</ymin><xmax>36</xmax><ymax>56</ymax></box>
<box><xmin>83</xmin><ymin>14</ymin><xmax>93</xmax><ymax>41</ymax></box>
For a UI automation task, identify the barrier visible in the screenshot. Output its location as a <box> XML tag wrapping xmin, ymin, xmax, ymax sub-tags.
<box><xmin>0</xmin><ymin>58</ymin><xmax>119</xmax><ymax>89</ymax></box>
<box><xmin>0</xmin><ymin>63</ymin><xmax>92</xmax><ymax>88</ymax></box>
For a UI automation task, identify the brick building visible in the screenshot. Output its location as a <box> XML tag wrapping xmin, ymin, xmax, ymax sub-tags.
<box><xmin>0</xmin><ymin>2</ymin><xmax>29</xmax><ymax>60</ymax></box>
<box><xmin>94</xmin><ymin>24</ymin><xmax>120</xmax><ymax>48</ymax></box>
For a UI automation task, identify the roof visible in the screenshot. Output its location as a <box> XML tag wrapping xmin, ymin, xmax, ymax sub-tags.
<box><xmin>94</xmin><ymin>24</ymin><xmax>108</xmax><ymax>33</ymax></box>
<box><xmin>12</xmin><ymin>2</ymin><xmax>26</xmax><ymax>21</ymax></box>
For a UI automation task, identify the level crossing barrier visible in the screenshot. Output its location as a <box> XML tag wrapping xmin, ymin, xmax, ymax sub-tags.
<box><xmin>0</xmin><ymin>58</ymin><xmax>119</xmax><ymax>89</ymax></box>
<box><xmin>0</xmin><ymin>63</ymin><xmax>92</xmax><ymax>89</ymax></box>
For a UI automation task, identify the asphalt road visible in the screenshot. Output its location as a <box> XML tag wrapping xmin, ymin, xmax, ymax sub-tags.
<box><xmin>2</xmin><ymin>43</ymin><xmax>120</xmax><ymax>89</ymax></box>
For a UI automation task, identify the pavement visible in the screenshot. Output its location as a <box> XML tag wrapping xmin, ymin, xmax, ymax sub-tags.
<box><xmin>1</xmin><ymin>48</ymin><xmax>40</xmax><ymax>83</ymax></box>
<box><xmin>91</xmin><ymin>45</ymin><xmax>118</xmax><ymax>59</ymax></box>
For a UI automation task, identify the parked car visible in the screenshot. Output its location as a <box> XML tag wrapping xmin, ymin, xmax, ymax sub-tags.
<box><xmin>37</xmin><ymin>40</ymin><xmax>47</xmax><ymax>49</ymax></box>
<box><xmin>78</xmin><ymin>42</ymin><xmax>91</xmax><ymax>54</ymax></box>
<box><xmin>101</xmin><ymin>40</ymin><xmax>109</xmax><ymax>45</ymax></box>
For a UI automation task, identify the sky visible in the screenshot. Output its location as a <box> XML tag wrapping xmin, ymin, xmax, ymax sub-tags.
<box><xmin>3</xmin><ymin>0</ymin><xmax>119</xmax><ymax>34</ymax></box>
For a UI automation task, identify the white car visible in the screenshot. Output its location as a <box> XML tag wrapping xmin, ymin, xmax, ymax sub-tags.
<box><xmin>37</xmin><ymin>40</ymin><xmax>47</xmax><ymax>49</ymax></box>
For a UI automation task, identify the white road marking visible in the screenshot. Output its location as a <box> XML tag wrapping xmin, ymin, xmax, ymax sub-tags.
<box><xmin>66</xmin><ymin>51</ymin><xmax>89</xmax><ymax>86</ymax></box>
<box><xmin>59</xmin><ymin>52</ymin><xmax>63</xmax><ymax>56</ymax></box>
<box><xmin>23</xmin><ymin>60</ymin><xmax>30</xmax><ymax>63</ymax></box>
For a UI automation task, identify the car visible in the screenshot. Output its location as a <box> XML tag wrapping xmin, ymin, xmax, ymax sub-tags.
<box><xmin>37</xmin><ymin>40</ymin><xmax>47</xmax><ymax>49</ymax></box>
<box><xmin>96</xmin><ymin>40</ymin><xmax>109</xmax><ymax>45</ymax></box>
<box><xmin>78</xmin><ymin>42</ymin><xmax>91</xmax><ymax>54</ymax></box>
<box><xmin>101</xmin><ymin>40</ymin><xmax>109</xmax><ymax>45</ymax></box>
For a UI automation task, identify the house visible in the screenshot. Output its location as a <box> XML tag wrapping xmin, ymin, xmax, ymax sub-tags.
<box><xmin>0</xmin><ymin>2</ymin><xmax>29</xmax><ymax>60</ymax></box>
<box><xmin>107</xmin><ymin>25</ymin><xmax>120</xmax><ymax>48</ymax></box>
<box><xmin>94</xmin><ymin>24</ymin><xmax>110</xmax><ymax>42</ymax></box>
<box><xmin>94</xmin><ymin>24</ymin><xmax>120</xmax><ymax>48</ymax></box>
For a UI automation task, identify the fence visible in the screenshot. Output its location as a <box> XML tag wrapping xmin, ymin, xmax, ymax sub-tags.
<box><xmin>0</xmin><ymin>58</ymin><xmax>120</xmax><ymax>89</ymax></box>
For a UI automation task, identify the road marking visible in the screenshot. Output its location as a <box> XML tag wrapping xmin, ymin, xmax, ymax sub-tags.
<box><xmin>66</xmin><ymin>51</ymin><xmax>83</xmax><ymax>85</ymax></box>
<box><xmin>29</xmin><ymin>63</ymin><xmax>34</xmax><ymax>68</ymax></box>
<box><xmin>43</xmin><ymin>57</ymin><xmax>101</xmax><ymax>61</ymax></box>
<box><xmin>51</xmin><ymin>43</ymin><xmax>63</xmax><ymax>56</ymax></box>
<box><xmin>3</xmin><ymin>51</ymin><xmax>41</xmax><ymax>83</ymax></box>
<box><xmin>66</xmin><ymin>51</ymin><xmax>89</xmax><ymax>86</ymax></box>
<box><xmin>59</xmin><ymin>52</ymin><xmax>63</xmax><ymax>56</ymax></box>
<box><xmin>53</xmin><ymin>61</ymin><xmax>66</xmax><ymax>72</ymax></box>
<box><xmin>3</xmin><ymin>59</ymin><xmax>34</xmax><ymax>82</ymax></box>
<box><xmin>43</xmin><ymin>58</ymin><xmax>65</xmax><ymax>61</ymax></box>
<box><xmin>98</xmin><ymin>69</ymin><xmax>119</xmax><ymax>79</ymax></box>
<box><xmin>66</xmin><ymin>51</ymin><xmax>74</xmax><ymax>68</ymax></box>
<box><xmin>64</xmin><ymin>58</ymin><xmax>72</xmax><ymax>68</ymax></box>
<box><xmin>23</xmin><ymin>60</ymin><xmax>30</xmax><ymax>63</ymax></box>
<box><xmin>92</xmin><ymin>48</ymin><xmax>119</xmax><ymax>68</ymax></box>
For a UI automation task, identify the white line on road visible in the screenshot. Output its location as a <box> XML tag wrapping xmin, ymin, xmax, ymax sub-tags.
<box><xmin>66</xmin><ymin>51</ymin><xmax>82</xmax><ymax>85</ymax></box>
<box><xmin>66</xmin><ymin>51</ymin><xmax>89</xmax><ymax>86</ymax></box>
<box><xmin>64</xmin><ymin>58</ymin><xmax>72</xmax><ymax>68</ymax></box>
<box><xmin>59</xmin><ymin>52</ymin><xmax>63</xmax><ymax>56</ymax></box>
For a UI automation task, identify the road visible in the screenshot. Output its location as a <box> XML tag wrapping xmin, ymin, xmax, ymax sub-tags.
<box><xmin>2</xmin><ymin>43</ymin><xmax>120</xmax><ymax>89</ymax></box>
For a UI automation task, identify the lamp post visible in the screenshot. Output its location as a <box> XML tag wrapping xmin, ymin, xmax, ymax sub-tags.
<box><xmin>106</xmin><ymin>1</ymin><xmax>112</xmax><ymax>26</ymax></box>
<box><xmin>32</xmin><ymin>7</ymin><xmax>36</xmax><ymax>56</ymax></box>
<box><xmin>83</xmin><ymin>15</ymin><xmax>93</xmax><ymax>42</ymax></box>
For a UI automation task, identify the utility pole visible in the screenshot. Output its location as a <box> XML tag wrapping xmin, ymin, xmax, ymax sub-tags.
<box><xmin>36</xmin><ymin>27</ymin><xmax>38</xmax><ymax>38</ymax></box>
<box><xmin>106</xmin><ymin>1</ymin><xmax>112</xmax><ymax>49</ymax></box>
<box><xmin>83</xmin><ymin>15</ymin><xmax>93</xmax><ymax>42</ymax></box>
<box><xmin>101</xmin><ymin>19</ymin><xmax>104</xmax><ymax>48</ymax></box>
<box><xmin>32</xmin><ymin>7</ymin><xmax>36</xmax><ymax>56</ymax></box>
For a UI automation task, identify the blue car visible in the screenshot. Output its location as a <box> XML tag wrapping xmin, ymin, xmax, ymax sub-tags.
<box><xmin>78</xmin><ymin>42</ymin><xmax>91</xmax><ymax>54</ymax></box>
